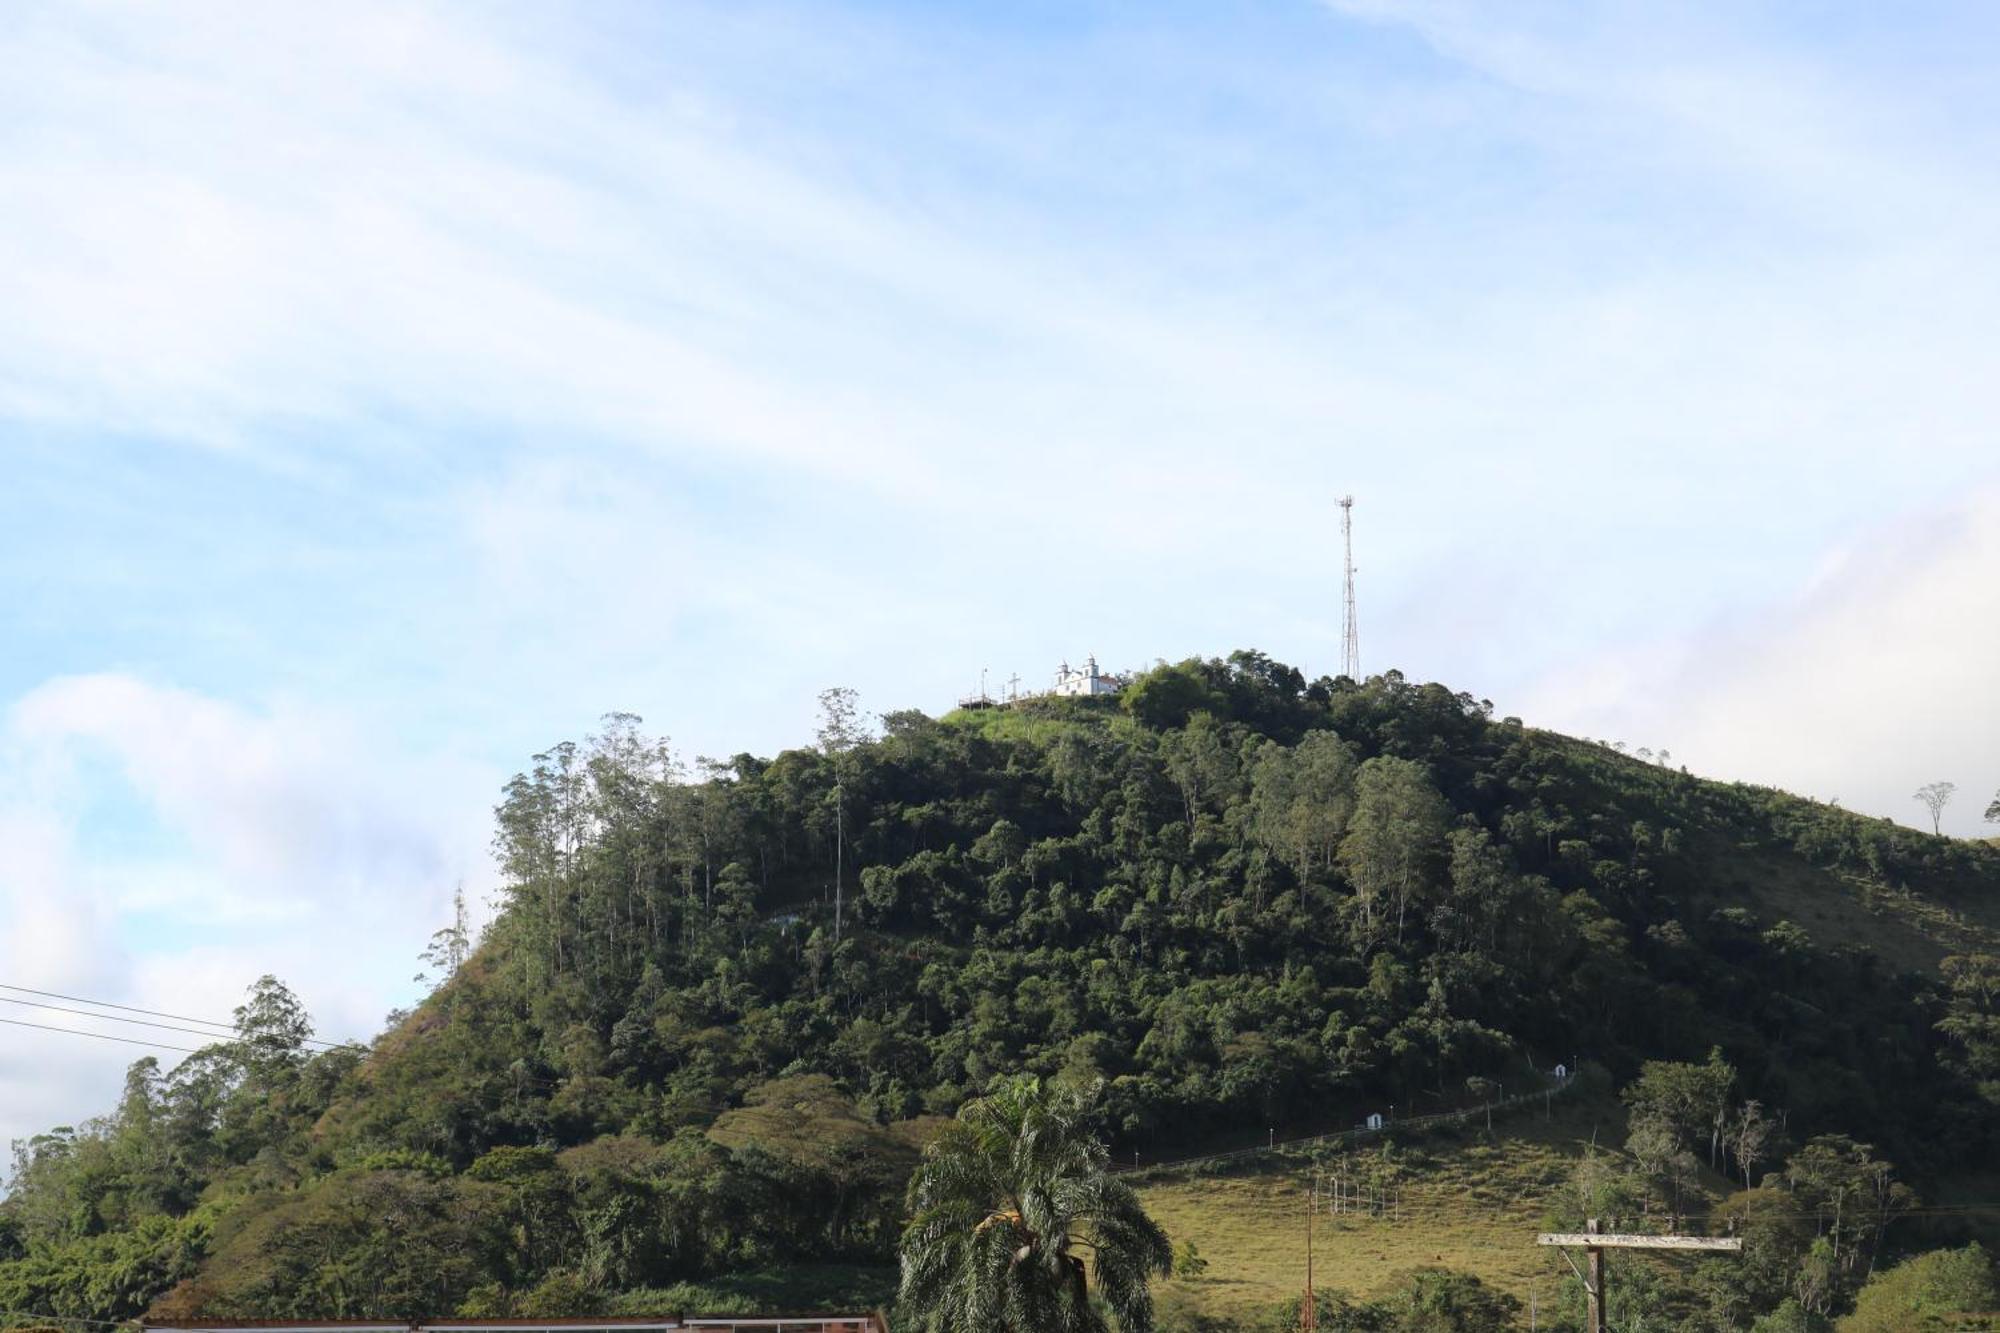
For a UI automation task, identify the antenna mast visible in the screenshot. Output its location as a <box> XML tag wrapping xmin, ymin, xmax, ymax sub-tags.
<box><xmin>1339</xmin><ymin>496</ymin><xmax>1360</xmax><ymax>680</ymax></box>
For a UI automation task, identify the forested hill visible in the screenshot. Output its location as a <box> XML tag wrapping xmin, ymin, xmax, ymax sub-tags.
<box><xmin>6</xmin><ymin>654</ymin><xmax>2000</xmax><ymax>1323</ymax></box>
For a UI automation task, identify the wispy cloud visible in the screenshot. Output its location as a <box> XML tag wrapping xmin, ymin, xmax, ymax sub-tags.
<box><xmin>1521</xmin><ymin>487</ymin><xmax>2000</xmax><ymax>836</ymax></box>
<box><xmin>0</xmin><ymin>674</ymin><xmax>495</xmax><ymax>1152</ymax></box>
<box><xmin>5</xmin><ymin>0</ymin><xmax>2000</xmax><ymax>1147</ymax></box>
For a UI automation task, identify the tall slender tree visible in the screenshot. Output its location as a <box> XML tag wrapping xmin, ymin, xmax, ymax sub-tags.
<box><xmin>816</xmin><ymin>686</ymin><xmax>865</xmax><ymax>943</ymax></box>
<box><xmin>900</xmin><ymin>1078</ymin><xmax>1171</xmax><ymax>1333</ymax></box>
<box><xmin>1915</xmin><ymin>781</ymin><xmax>1957</xmax><ymax>836</ymax></box>
<box><xmin>416</xmin><ymin>882</ymin><xmax>473</xmax><ymax>991</ymax></box>
<box><xmin>1339</xmin><ymin>756</ymin><xmax>1451</xmax><ymax>947</ymax></box>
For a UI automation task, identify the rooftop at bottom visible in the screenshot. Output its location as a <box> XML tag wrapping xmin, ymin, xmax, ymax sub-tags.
<box><xmin>140</xmin><ymin>1318</ymin><xmax>885</xmax><ymax>1333</ymax></box>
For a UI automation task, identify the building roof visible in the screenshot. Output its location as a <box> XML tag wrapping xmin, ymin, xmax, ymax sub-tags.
<box><xmin>141</xmin><ymin>1317</ymin><xmax>886</xmax><ymax>1333</ymax></box>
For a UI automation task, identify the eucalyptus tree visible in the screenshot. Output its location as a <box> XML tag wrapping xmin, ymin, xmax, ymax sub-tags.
<box><xmin>1938</xmin><ymin>954</ymin><xmax>2000</xmax><ymax>1095</ymax></box>
<box><xmin>1915</xmin><ymin>781</ymin><xmax>1956</xmax><ymax>835</ymax></box>
<box><xmin>1246</xmin><ymin>730</ymin><xmax>1358</xmax><ymax>880</ymax></box>
<box><xmin>416</xmin><ymin>882</ymin><xmax>473</xmax><ymax>992</ymax></box>
<box><xmin>1338</xmin><ymin>755</ymin><xmax>1451</xmax><ymax>947</ymax></box>
<box><xmin>817</xmin><ymin>686</ymin><xmax>866</xmax><ymax>943</ymax></box>
<box><xmin>899</xmin><ymin>1077</ymin><xmax>1171</xmax><ymax>1333</ymax></box>
<box><xmin>1729</xmin><ymin>1100</ymin><xmax>1776</xmax><ymax>1188</ymax></box>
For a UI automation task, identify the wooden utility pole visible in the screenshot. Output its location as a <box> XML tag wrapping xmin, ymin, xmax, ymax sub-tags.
<box><xmin>1585</xmin><ymin>1219</ymin><xmax>1605</xmax><ymax>1332</ymax></box>
<box><xmin>1537</xmin><ymin>1220</ymin><xmax>1741</xmax><ymax>1333</ymax></box>
<box><xmin>1300</xmin><ymin>1175</ymin><xmax>1318</xmax><ymax>1331</ymax></box>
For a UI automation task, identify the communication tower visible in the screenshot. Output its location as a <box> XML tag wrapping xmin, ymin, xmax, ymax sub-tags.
<box><xmin>1340</xmin><ymin>496</ymin><xmax>1360</xmax><ymax>680</ymax></box>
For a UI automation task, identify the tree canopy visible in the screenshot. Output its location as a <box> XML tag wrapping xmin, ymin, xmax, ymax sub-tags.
<box><xmin>898</xmin><ymin>1078</ymin><xmax>1170</xmax><ymax>1333</ymax></box>
<box><xmin>5</xmin><ymin>654</ymin><xmax>1999</xmax><ymax>1330</ymax></box>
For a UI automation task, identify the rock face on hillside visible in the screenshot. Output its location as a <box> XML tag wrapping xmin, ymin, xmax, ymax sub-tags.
<box><xmin>5</xmin><ymin>655</ymin><xmax>1998</xmax><ymax>1322</ymax></box>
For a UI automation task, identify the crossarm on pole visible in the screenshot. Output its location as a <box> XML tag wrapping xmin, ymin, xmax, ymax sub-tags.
<box><xmin>1537</xmin><ymin>1233</ymin><xmax>1742</xmax><ymax>1252</ymax></box>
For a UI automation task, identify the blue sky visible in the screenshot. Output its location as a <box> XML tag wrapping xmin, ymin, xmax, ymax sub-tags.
<box><xmin>4</xmin><ymin>0</ymin><xmax>2000</xmax><ymax>1152</ymax></box>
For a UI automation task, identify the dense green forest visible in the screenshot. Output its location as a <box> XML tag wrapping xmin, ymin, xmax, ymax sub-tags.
<box><xmin>4</xmin><ymin>655</ymin><xmax>1998</xmax><ymax>1329</ymax></box>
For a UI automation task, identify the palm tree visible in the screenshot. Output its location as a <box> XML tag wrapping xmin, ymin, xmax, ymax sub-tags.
<box><xmin>899</xmin><ymin>1077</ymin><xmax>1172</xmax><ymax>1332</ymax></box>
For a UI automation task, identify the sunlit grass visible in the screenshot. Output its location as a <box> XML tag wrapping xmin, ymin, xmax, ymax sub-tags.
<box><xmin>1140</xmin><ymin>1101</ymin><xmax>1619</xmax><ymax>1323</ymax></box>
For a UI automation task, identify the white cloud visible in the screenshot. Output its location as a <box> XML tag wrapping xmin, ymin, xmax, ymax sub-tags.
<box><xmin>7</xmin><ymin>0</ymin><xmax>2000</xmax><ymax>1155</ymax></box>
<box><xmin>0</xmin><ymin>674</ymin><xmax>498</xmax><ymax>1158</ymax></box>
<box><xmin>0</xmin><ymin>0</ymin><xmax>1339</xmax><ymax>507</ymax></box>
<box><xmin>4</xmin><ymin>0</ymin><xmax>1997</xmax><ymax>596</ymax></box>
<box><xmin>1521</xmin><ymin>489</ymin><xmax>2000</xmax><ymax>837</ymax></box>
<box><xmin>15</xmin><ymin>677</ymin><xmax>438</xmax><ymax>897</ymax></box>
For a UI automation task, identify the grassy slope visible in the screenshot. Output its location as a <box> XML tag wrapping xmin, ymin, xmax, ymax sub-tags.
<box><xmin>1535</xmin><ymin>732</ymin><xmax>2000</xmax><ymax>979</ymax></box>
<box><xmin>1131</xmin><ymin>745</ymin><xmax>2000</xmax><ymax>1326</ymax></box>
<box><xmin>1726</xmin><ymin>849</ymin><xmax>1970</xmax><ymax>975</ymax></box>
<box><xmin>1141</xmin><ymin>1098</ymin><xmax>1663</xmax><ymax>1325</ymax></box>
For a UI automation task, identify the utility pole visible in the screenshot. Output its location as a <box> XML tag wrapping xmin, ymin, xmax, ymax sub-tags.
<box><xmin>1537</xmin><ymin>1221</ymin><xmax>1741</xmax><ymax>1333</ymax></box>
<box><xmin>1586</xmin><ymin>1219</ymin><xmax>1605</xmax><ymax>1333</ymax></box>
<box><xmin>1339</xmin><ymin>495</ymin><xmax>1360</xmax><ymax>681</ymax></box>
<box><xmin>1300</xmin><ymin>1174</ymin><xmax>1318</xmax><ymax>1332</ymax></box>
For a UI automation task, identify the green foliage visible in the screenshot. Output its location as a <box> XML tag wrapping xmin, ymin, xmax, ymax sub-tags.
<box><xmin>1783</xmin><ymin>1134</ymin><xmax>1916</xmax><ymax>1307</ymax></box>
<box><xmin>1121</xmin><ymin>661</ymin><xmax>1228</xmax><ymax>730</ymax></box>
<box><xmin>609</xmin><ymin>1264</ymin><xmax>894</xmax><ymax>1317</ymax></box>
<box><xmin>1619</xmin><ymin>1049</ymin><xmax>1735</xmax><ymax>1217</ymax></box>
<box><xmin>1247</xmin><ymin>730</ymin><xmax>1358</xmax><ymax>879</ymax></box>
<box><xmin>1938</xmin><ymin>953</ymin><xmax>2000</xmax><ymax>1104</ymax></box>
<box><xmin>899</xmin><ymin>1077</ymin><xmax>1171</xmax><ymax>1333</ymax></box>
<box><xmin>4</xmin><ymin>654</ymin><xmax>1999</xmax><ymax>1328</ymax></box>
<box><xmin>706</xmin><ymin>1075</ymin><xmax>918</xmax><ymax>1257</ymax></box>
<box><xmin>1170</xmin><ymin>1240</ymin><xmax>1207</xmax><ymax>1280</ymax></box>
<box><xmin>1751</xmin><ymin>1298</ymin><xmax>1829</xmax><ymax>1333</ymax></box>
<box><xmin>0</xmin><ymin>1211</ymin><xmax>208</xmax><ymax>1322</ymax></box>
<box><xmin>1839</xmin><ymin>1243</ymin><xmax>2000</xmax><ymax>1331</ymax></box>
<box><xmin>1266</xmin><ymin>1289</ymin><xmax>1391</xmax><ymax>1332</ymax></box>
<box><xmin>1374</xmin><ymin>1267</ymin><xmax>1521</xmax><ymax>1331</ymax></box>
<box><xmin>1258</xmin><ymin>1267</ymin><xmax>1518</xmax><ymax>1333</ymax></box>
<box><xmin>1339</xmin><ymin>756</ymin><xmax>1451</xmax><ymax>949</ymax></box>
<box><xmin>1702</xmin><ymin>1185</ymin><xmax>1818</xmax><ymax>1326</ymax></box>
<box><xmin>190</xmin><ymin>1168</ymin><xmax>508</xmax><ymax>1318</ymax></box>
<box><xmin>1622</xmin><ymin>1050</ymin><xmax>1733</xmax><ymax>1153</ymax></box>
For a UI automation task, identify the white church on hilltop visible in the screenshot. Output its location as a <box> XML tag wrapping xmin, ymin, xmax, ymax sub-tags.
<box><xmin>1053</xmin><ymin>654</ymin><xmax>1123</xmax><ymax>697</ymax></box>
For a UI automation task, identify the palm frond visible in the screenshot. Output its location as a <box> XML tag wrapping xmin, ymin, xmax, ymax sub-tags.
<box><xmin>899</xmin><ymin>1075</ymin><xmax>1162</xmax><ymax>1333</ymax></box>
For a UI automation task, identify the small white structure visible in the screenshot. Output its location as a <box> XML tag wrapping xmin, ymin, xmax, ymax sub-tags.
<box><xmin>1554</xmin><ymin>1063</ymin><xmax>1569</xmax><ymax>1080</ymax></box>
<box><xmin>1365</xmin><ymin>1111</ymin><xmax>1385</xmax><ymax>1131</ymax></box>
<box><xmin>1053</xmin><ymin>654</ymin><xmax>1122</xmax><ymax>697</ymax></box>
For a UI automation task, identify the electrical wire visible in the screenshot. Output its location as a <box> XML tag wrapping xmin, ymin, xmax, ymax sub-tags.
<box><xmin>0</xmin><ymin>1011</ymin><xmax>556</xmax><ymax>1091</ymax></box>
<box><xmin>0</xmin><ymin>982</ymin><xmax>237</xmax><ymax>1032</ymax></box>
<box><xmin>0</xmin><ymin>995</ymin><xmax>252</xmax><ymax>1046</ymax></box>
<box><xmin>0</xmin><ymin>1015</ymin><xmax>207</xmax><ymax>1054</ymax></box>
<box><xmin>0</xmin><ymin>982</ymin><xmax>358</xmax><ymax>1049</ymax></box>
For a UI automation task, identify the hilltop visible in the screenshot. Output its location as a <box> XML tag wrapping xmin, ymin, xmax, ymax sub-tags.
<box><xmin>4</xmin><ymin>654</ymin><xmax>1998</xmax><ymax>1328</ymax></box>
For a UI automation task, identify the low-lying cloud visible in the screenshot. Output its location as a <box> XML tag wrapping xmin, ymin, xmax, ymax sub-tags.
<box><xmin>1523</xmin><ymin>489</ymin><xmax>2000</xmax><ymax>838</ymax></box>
<box><xmin>0</xmin><ymin>674</ymin><xmax>498</xmax><ymax>1158</ymax></box>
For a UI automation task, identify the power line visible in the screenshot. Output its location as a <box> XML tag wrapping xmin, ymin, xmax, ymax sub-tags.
<box><xmin>0</xmin><ymin>1015</ymin><xmax>574</xmax><ymax>1108</ymax></box>
<box><xmin>0</xmin><ymin>998</ymin><xmax>565</xmax><ymax>1092</ymax></box>
<box><xmin>0</xmin><ymin>995</ymin><xmax>250</xmax><ymax>1047</ymax></box>
<box><xmin>0</xmin><ymin>980</ymin><xmax>356</xmax><ymax>1040</ymax></box>
<box><xmin>0</xmin><ymin>982</ymin><xmax>239</xmax><ymax>1032</ymax></box>
<box><xmin>0</xmin><ymin>1016</ymin><xmax>207</xmax><ymax>1055</ymax></box>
